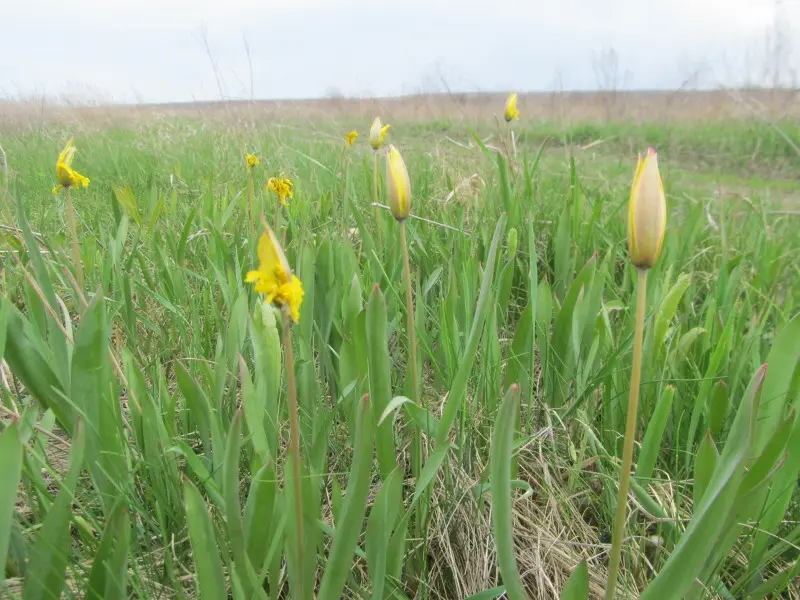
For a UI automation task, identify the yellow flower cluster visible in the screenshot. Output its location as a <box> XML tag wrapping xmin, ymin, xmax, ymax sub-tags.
<box><xmin>52</xmin><ymin>138</ymin><xmax>90</xmax><ymax>194</ymax></box>
<box><xmin>266</xmin><ymin>177</ymin><xmax>294</xmax><ymax>206</ymax></box>
<box><xmin>246</xmin><ymin>225</ymin><xmax>304</xmax><ymax>322</ymax></box>
<box><xmin>345</xmin><ymin>130</ymin><xmax>358</xmax><ymax>146</ymax></box>
<box><xmin>245</xmin><ymin>153</ymin><xmax>260</xmax><ymax>168</ymax></box>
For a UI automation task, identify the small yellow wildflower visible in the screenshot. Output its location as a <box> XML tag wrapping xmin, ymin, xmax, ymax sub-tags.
<box><xmin>504</xmin><ymin>92</ymin><xmax>519</xmax><ymax>122</ymax></box>
<box><xmin>266</xmin><ymin>177</ymin><xmax>294</xmax><ymax>206</ymax></box>
<box><xmin>369</xmin><ymin>118</ymin><xmax>390</xmax><ymax>150</ymax></box>
<box><xmin>345</xmin><ymin>130</ymin><xmax>358</xmax><ymax>146</ymax></box>
<box><xmin>386</xmin><ymin>145</ymin><xmax>411</xmax><ymax>221</ymax></box>
<box><xmin>628</xmin><ymin>148</ymin><xmax>667</xmax><ymax>270</ymax></box>
<box><xmin>245</xmin><ymin>153</ymin><xmax>260</xmax><ymax>168</ymax></box>
<box><xmin>52</xmin><ymin>138</ymin><xmax>90</xmax><ymax>194</ymax></box>
<box><xmin>246</xmin><ymin>224</ymin><xmax>304</xmax><ymax>322</ymax></box>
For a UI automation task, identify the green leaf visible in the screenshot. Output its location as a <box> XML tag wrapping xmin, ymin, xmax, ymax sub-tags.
<box><xmin>560</xmin><ymin>560</ymin><xmax>589</xmax><ymax>600</ymax></box>
<box><xmin>223</xmin><ymin>412</ymin><xmax>259</xmax><ymax>597</ymax></box>
<box><xmin>707</xmin><ymin>381</ymin><xmax>730</xmax><ymax>439</ymax></box>
<box><xmin>694</xmin><ymin>430</ymin><xmax>719</xmax><ymax>508</ymax></box>
<box><xmin>244</xmin><ymin>460</ymin><xmax>277</xmax><ymax>572</ymax></box>
<box><xmin>686</xmin><ymin>312</ymin><xmax>734</xmax><ymax>464</ymax></box>
<box><xmin>438</xmin><ymin>214</ymin><xmax>506</xmax><ymax>446</ymax></box>
<box><xmin>4</xmin><ymin>305</ymin><xmax>70</xmax><ymax>430</ymax></box>
<box><xmin>113</xmin><ymin>183</ymin><xmax>142</xmax><ymax>225</ymax></box>
<box><xmin>636</xmin><ymin>385</ymin><xmax>675</xmax><ymax>483</ymax></box>
<box><xmin>366</xmin><ymin>285</ymin><xmax>397</xmax><ymax>478</ymax></box>
<box><xmin>551</xmin><ymin>255</ymin><xmax>597</xmax><ymax>406</ymax></box>
<box><xmin>640</xmin><ymin>365</ymin><xmax>766</xmax><ymax>600</ymax></box>
<box><xmin>318</xmin><ymin>395</ymin><xmax>374</xmax><ymax>599</ymax></box>
<box><xmin>366</xmin><ymin>468</ymin><xmax>403</xmax><ymax>600</ymax></box>
<box><xmin>24</xmin><ymin>420</ymin><xmax>86</xmax><ymax>600</ymax></box>
<box><xmin>71</xmin><ymin>294</ymin><xmax>128</xmax><ymax>513</ymax></box>
<box><xmin>490</xmin><ymin>385</ymin><xmax>527</xmax><ymax>600</ymax></box>
<box><xmin>755</xmin><ymin>314</ymin><xmax>800</xmax><ymax>453</ymax></box>
<box><xmin>653</xmin><ymin>273</ymin><xmax>691</xmax><ymax>351</ymax></box>
<box><xmin>85</xmin><ymin>503</ymin><xmax>130</xmax><ymax>600</ymax></box>
<box><xmin>0</xmin><ymin>423</ymin><xmax>23</xmax><ymax>583</ymax></box>
<box><xmin>185</xmin><ymin>478</ymin><xmax>227</xmax><ymax>600</ymax></box>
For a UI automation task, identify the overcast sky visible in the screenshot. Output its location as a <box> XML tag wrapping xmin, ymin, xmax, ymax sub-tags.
<box><xmin>1</xmin><ymin>0</ymin><xmax>798</xmax><ymax>104</ymax></box>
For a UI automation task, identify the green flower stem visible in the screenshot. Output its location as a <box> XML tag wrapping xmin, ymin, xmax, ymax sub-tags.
<box><xmin>282</xmin><ymin>308</ymin><xmax>305</xmax><ymax>600</ymax></box>
<box><xmin>399</xmin><ymin>220</ymin><xmax>421</xmax><ymax>474</ymax></box>
<box><xmin>605</xmin><ymin>267</ymin><xmax>648</xmax><ymax>600</ymax></box>
<box><xmin>373</xmin><ymin>152</ymin><xmax>382</xmax><ymax>251</ymax></box>
<box><xmin>64</xmin><ymin>186</ymin><xmax>83</xmax><ymax>289</ymax></box>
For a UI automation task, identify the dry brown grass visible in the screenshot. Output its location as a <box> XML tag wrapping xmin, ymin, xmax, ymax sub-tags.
<box><xmin>2</xmin><ymin>89</ymin><xmax>799</xmax><ymax>131</ymax></box>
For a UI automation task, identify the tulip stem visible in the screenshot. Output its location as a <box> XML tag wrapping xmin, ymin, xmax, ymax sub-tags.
<box><xmin>282</xmin><ymin>307</ymin><xmax>306</xmax><ymax>600</ymax></box>
<box><xmin>605</xmin><ymin>267</ymin><xmax>648</xmax><ymax>600</ymax></box>
<box><xmin>400</xmin><ymin>221</ymin><xmax>421</xmax><ymax>472</ymax></box>
<box><xmin>64</xmin><ymin>187</ymin><xmax>83</xmax><ymax>289</ymax></box>
<box><xmin>401</xmin><ymin>219</ymin><xmax>429</xmax><ymax>585</ymax></box>
<box><xmin>273</xmin><ymin>198</ymin><xmax>281</xmax><ymax>237</ymax></box>
<box><xmin>373</xmin><ymin>152</ymin><xmax>382</xmax><ymax>251</ymax></box>
<box><xmin>247</xmin><ymin>169</ymin><xmax>255</xmax><ymax>235</ymax></box>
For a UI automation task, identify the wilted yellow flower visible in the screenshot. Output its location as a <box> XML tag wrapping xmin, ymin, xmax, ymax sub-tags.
<box><xmin>345</xmin><ymin>130</ymin><xmax>358</xmax><ymax>146</ymax></box>
<box><xmin>245</xmin><ymin>153</ymin><xmax>260</xmax><ymax>168</ymax></box>
<box><xmin>246</xmin><ymin>224</ymin><xmax>304</xmax><ymax>322</ymax></box>
<box><xmin>386</xmin><ymin>145</ymin><xmax>411</xmax><ymax>221</ymax></box>
<box><xmin>266</xmin><ymin>177</ymin><xmax>294</xmax><ymax>206</ymax></box>
<box><xmin>52</xmin><ymin>138</ymin><xmax>90</xmax><ymax>194</ymax></box>
<box><xmin>369</xmin><ymin>118</ymin><xmax>391</xmax><ymax>150</ymax></box>
<box><xmin>504</xmin><ymin>93</ymin><xmax>519</xmax><ymax>122</ymax></box>
<box><xmin>628</xmin><ymin>148</ymin><xmax>667</xmax><ymax>269</ymax></box>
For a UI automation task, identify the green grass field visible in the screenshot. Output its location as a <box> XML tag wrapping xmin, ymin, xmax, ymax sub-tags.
<box><xmin>1</xmin><ymin>98</ymin><xmax>799</xmax><ymax>599</ymax></box>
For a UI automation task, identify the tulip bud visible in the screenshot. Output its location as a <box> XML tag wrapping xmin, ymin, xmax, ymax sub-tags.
<box><xmin>504</xmin><ymin>92</ymin><xmax>519</xmax><ymax>122</ymax></box>
<box><xmin>370</xmin><ymin>117</ymin><xmax>390</xmax><ymax>150</ymax></box>
<box><xmin>628</xmin><ymin>148</ymin><xmax>666</xmax><ymax>269</ymax></box>
<box><xmin>385</xmin><ymin>145</ymin><xmax>411</xmax><ymax>221</ymax></box>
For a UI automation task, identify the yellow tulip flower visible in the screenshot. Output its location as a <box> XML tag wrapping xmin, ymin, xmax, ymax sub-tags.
<box><xmin>246</xmin><ymin>224</ymin><xmax>304</xmax><ymax>323</ymax></box>
<box><xmin>386</xmin><ymin>145</ymin><xmax>410</xmax><ymax>221</ymax></box>
<box><xmin>504</xmin><ymin>92</ymin><xmax>520</xmax><ymax>122</ymax></box>
<box><xmin>266</xmin><ymin>177</ymin><xmax>294</xmax><ymax>206</ymax></box>
<box><xmin>628</xmin><ymin>148</ymin><xmax>667</xmax><ymax>270</ymax></box>
<box><xmin>370</xmin><ymin>118</ymin><xmax>390</xmax><ymax>150</ymax></box>
<box><xmin>52</xmin><ymin>138</ymin><xmax>90</xmax><ymax>194</ymax></box>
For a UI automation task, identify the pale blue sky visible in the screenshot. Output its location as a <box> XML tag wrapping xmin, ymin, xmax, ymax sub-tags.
<box><xmin>1</xmin><ymin>0</ymin><xmax>798</xmax><ymax>103</ymax></box>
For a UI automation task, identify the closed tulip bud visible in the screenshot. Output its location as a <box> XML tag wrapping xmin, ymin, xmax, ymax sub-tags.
<box><xmin>385</xmin><ymin>145</ymin><xmax>410</xmax><ymax>221</ymax></box>
<box><xmin>370</xmin><ymin>117</ymin><xmax>390</xmax><ymax>150</ymax></box>
<box><xmin>628</xmin><ymin>148</ymin><xmax>666</xmax><ymax>270</ymax></box>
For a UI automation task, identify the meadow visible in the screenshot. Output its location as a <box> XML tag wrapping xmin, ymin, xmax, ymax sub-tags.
<box><xmin>0</xmin><ymin>90</ymin><xmax>799</xmax><ymax>599</ymax></box>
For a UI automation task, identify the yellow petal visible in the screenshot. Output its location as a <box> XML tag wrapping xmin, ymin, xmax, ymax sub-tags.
<box><xmin>386</xmin><ymin>145</ymin><xmax>411</xmax><ymax>221</ymax></box>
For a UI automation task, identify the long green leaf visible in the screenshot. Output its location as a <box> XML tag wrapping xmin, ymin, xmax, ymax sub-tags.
<box><xmin>318</xmin><ymin>394</ymin><xmax>374</xmax><ymax>599</ymax></box>
<box><xmin>0</xmin><ymin>423</ymin><xmax>23</xmax><ymax>583</ymax></box>
<box><xmin>438</xmin><ymin>214</ymin><xmax>506</xmax><ymax>446</ymax></box>
<box><xmin>560</xmin><ymin>560</ymin><xmax>589</xmax><ymax>600</ymax></box>
<box><xmin>490</xmin><ymin>385</ymin><xmax>527</xmax><ymax>600</ymax></box>
<box><xmin>636</xmin><ymin>385</ymin><xmax>675</xmax><ymax>483</ymax></box>
<box><xmin>185</xmin><ymin>478</ymin><xmax>227</xmax><ymax>600</ymax></box>
<box><xmin>640</xmin><ymin>365</ymin><xmax>765</xmax><ymax>600</ymax></box>
<box><xmin>366</xmin><ymin>285</ymin><xmax>397</xmax><ymax>478</ymax></box>
<box><xmin>24</xmin><ymin>420</ymin><xmax>86</xmax><ymax>600</ymax></box>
